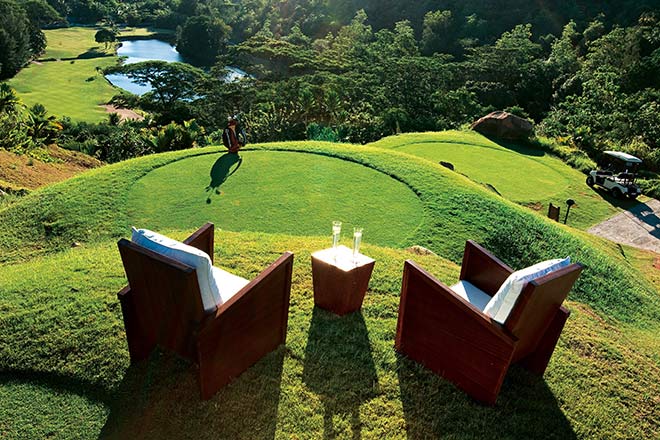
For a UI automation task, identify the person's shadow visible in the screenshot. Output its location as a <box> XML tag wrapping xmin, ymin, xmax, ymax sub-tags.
<box><xmin>302</xmin><ymin>308</ymin><xmax>378</xmax><ymax>439</ymax></box>
<box><xmin>205</xmin><ymin>153</ymin><xmax>243</xmax><ymax>204</ymax></box>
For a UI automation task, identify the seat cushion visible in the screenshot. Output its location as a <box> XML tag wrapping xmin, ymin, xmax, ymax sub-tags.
<box><xmin>131</xmin><ymin>227</ymin><xmax>219</xmax><ymax>313</ymax></box>
<box><xmin>450</xmin><ymin>280</ymin><xmax>492</xmax><ymax>312</ymax></box>
<box><xmin>210</xmin><ymin>266</ymin><xmax>250</xmax><ymax>305</ymax></box>
<box><xmin>483</xmin><ymin>257</ymin><xmax>571</xmax><ymax>324</ymax></box>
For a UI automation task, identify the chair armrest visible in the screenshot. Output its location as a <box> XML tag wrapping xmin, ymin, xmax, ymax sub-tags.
<box><xmin>395</xmin><ymin>260</ymin><xmax>517</xmax><ymax>404</ymax></box>
<box><xmin>195</xmin><ymin>252</ymin><xmax>294</xmax><ymax>399</ymax></box>
<box><xmin>184</xmin><ymin>222</ymin><xmax>215</xmax><ymax>263</ymax></box>
<box><xmin>397</xmin><ymin>260</ymin><xmax>514</xmax><ymax>347</ymax></box>
<box><xmin>459</xmin><ymin>240</ymin><xmax>513</xmax><ymax>295</ymax></box>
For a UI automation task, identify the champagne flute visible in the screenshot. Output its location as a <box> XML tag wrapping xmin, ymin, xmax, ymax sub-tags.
<box><xmin>332</xmin><ymin>221</ymin><xmax>342</xmax><ymax>250</ymax></box>
<box><xmin>352</xmin><ymin>227</ymin><xmax>363</xmax><ymax>263</ymax></box>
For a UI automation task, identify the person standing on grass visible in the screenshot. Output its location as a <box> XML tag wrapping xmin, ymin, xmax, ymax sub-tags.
<box><xmin>222</xmin><ymin>115</ymin><xmax>247</xmax><ymax>153</ymax></box>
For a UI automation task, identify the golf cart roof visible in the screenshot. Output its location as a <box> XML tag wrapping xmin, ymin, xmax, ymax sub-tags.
<box><xmin>603</xmin><ymin>151</ymin><xmax>643</xmax><ymax>164</ymax></box>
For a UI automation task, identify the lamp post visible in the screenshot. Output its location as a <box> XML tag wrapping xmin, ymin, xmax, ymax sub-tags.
<box><xmin>564</xmin><ymin>199</ymin><xmax>575</xmax><ymax>224</ymax></box>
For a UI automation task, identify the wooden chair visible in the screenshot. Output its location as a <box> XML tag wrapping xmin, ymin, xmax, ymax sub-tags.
<box><xmin>395</xmin><ymin>240</ymin><xmax>583</xmax><ymax>405</ymax></box>
<box><xmin>117</xmin><ymin>223</ymin><xmax>294</xmax><ymax>399</ymax></box>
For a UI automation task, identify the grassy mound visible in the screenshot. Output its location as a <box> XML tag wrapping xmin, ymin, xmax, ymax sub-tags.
<box><xmin>1</xmin><ymin>234</ymin><xmax>658</xmax><ymax>439</ymax></box>
<box><xmin>1</xmin><ymin>138</ymin><xmax>659</xmax><ymax>438</ymax></box>
<box><xmin>127</xmin><ymin>150</ymin><xmax>424</xmax><ymax>246</ymax></box>
<box><xmin>370</xmin><ymin>131</ymin><xmax>639</xmax><ymax>230</ymax></box>
<box><xmin>1</xmin><ymin>141</ymin><xmax>657</xmax><ymax>321</ymax></box>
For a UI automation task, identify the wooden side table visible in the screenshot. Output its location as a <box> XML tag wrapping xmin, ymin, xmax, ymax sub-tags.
<box><xmin>311</xmin><ymin>245</ymin><xmax>375</xmax><ymax>316</ymax></box>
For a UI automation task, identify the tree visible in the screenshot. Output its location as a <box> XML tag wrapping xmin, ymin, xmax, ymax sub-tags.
<box><xmin>19</xmin><ymin>0</ymin><xmax>62</xmax><ymax>27</ymax></box>
<box><xmin>547</xmin><ymin>20</ymin><xmax>581</xmax><ymax>103</ymax></box>
<box><xmin>94</xmin><ymin>28</ymin><xmax>116</xmax><ymax>48</ymax></box>
<box><xmin>0</xmin><ymin>83</ymin><xmax>21</xmax><ymax>113</ymax></box>
<box><xmin>0</xmin><ymin>0</ymin><xmax>33</xmax><ymax>79</ymax></box>
<box><xmin>421</xmin><ymin>10</ymin><xmax>455</xmax><ymax>56</ymax></box>
<box><xmin>107</xmin><ymin>61</ymin><xmax>206</xmax><ymax>108</ymax></box>
<box><xmin>26</xmin><ymin>103</ymin><xmax>61</xmax><ymax>145</ymax></box>
<box><xmin>464</xmin><ymin>24</ymin><xmax>549</xmax><ymax>119</ymax></box>
<box><xmin>176</xmin><ymin>15</ymin><xmax>231</xmax><ymax>65</ymax></box>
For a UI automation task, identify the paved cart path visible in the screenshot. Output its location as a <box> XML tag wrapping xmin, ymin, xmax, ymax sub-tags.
<box><xmin>588</xmin><ymin>198</ymin><xmax>660</xmax><ymax>253</ymax></box>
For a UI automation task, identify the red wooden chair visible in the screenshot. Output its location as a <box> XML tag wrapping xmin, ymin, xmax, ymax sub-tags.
<box><xmin>395</xmin><ymin>240</ymin><xmax>583</xmax><ymax>405</ymax></box>
<box><xmin>117</xmin><ymin>222</ymin><xmax>294</xmax><ymax>399</ymax></box>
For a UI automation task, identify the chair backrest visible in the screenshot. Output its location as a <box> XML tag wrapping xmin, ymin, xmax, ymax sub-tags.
<box><xmin>118</xmin><ymin>239</ymin><xmax>207</xmax><ymax>361</ymax></box>
<box><xmin>504</xmin><ymin>263</ymin><xmax>583</xmax><ymax>361</ymax></box>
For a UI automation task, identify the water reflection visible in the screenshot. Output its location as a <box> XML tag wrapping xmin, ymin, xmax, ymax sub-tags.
<box><xmin>105</xmin><ymin>39</ymin><xmax>248</xmax><ymax>96</ymax></box>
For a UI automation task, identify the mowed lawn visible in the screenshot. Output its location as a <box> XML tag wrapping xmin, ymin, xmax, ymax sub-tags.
<box><xmin>116</xmin><ymin>26</ymin><xmax>175</xmax><ymax>38</ymax></box>
<box><xmin>370</xmin><ymin>131</ymin><xmax>633</xmax><ymax>230</ymax></box>
<box><xmin>127</xmin><ymin>151</ymin><xmax>425</xmax><ymax>247</ymax></box>
<box><xmin>8</xmin><ymin>58</ymin><xmax>118</xmax><ymax>122</ymax></box>
<box><xmin>1</xmin><ymin>142</ymin><xmax>659</xmax><ymax>439</ymax></box>
<box><xmin>40</xmin><ymin>27</ymin><xmax>115</xmax><ymax>60</ymax></box>
<box><xmin>6</xmin><ymin>26</ymin><xmax>163</xmax><ymax>123</ymax></box>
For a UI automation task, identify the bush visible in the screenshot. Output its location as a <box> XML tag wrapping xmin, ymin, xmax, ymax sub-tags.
<box><xmin>148</xmin><ymin>120</ymin><xmax>205</xmax><ymax>152</ymax></box>
<box><xmin>59</xmin><ymin>119</ymin><xmax>154</xmax><ymax>162</ymax></box>
<box><xmin>243</xmin><ymin>105</ymin><xmax>306</xmax><ymax>142</ymax></box>
<box><xmin>306</xmin><ymin>123</ymin><xmax>340</xmax><ymax>142</ymax></box>
<box><xmin>531</xmin><ymin>136</ymin><xmax>596</xmax><ymax>173</ymax></box>
<box><xmin>637</xmin><ymin>179</ymin><xmax>660</xmax><ymax>199</ymax></box>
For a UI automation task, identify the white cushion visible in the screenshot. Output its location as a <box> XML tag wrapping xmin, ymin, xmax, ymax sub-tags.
<box><xmin>483</xmin><ymin>257</ymin><xmax>571</xmax><ymax>324</ymax></box>
<box><xmin>450</xmin><ymin>280</ymin><xmax>491</xmax><ymax>312</ymax></box>
<box><xmin>131</xmin><ymin>227</ymin><xmax>219</xmax><ymax>313</ymax></box>
<box><xmin>211</xmin><ymin>266</ymin><xmax>250</xmax><ymax>305</ymax></box>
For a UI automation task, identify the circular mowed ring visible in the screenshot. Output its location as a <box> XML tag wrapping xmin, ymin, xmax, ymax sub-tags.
<box><xmin>127</xmin><ymin>150</ymin><xmax>425</xmax><ymax>247</ymax></box>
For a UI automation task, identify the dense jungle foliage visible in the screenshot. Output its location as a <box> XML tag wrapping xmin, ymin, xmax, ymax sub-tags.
<box><xmin>1</xmin><ymin>1</ymin><xmax>659</xmax><ymax>181</ymax></box>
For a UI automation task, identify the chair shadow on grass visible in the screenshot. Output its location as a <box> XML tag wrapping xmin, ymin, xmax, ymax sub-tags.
<box><xmin>99</xmin><ymin>346</ymin><xmax>285</xmax><ymax>440</ymax></box>
<box><xmin>205</xmin><ymin>152</ymin><xmax>243</xmax><ymax>204</ymax></box>
<box><xmin>396</xmin><ymin>355</ymin><xmax>577</xmax><ymax>439</ymax></box>
<box><xmin>303</xmin><ymin>308</ymin><xmax>378</xmax><ymax>439</ymax></box>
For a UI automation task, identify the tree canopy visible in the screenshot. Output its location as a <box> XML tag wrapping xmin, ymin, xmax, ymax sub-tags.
<box><xmin>94</xmin><ymin>27</ymin><xmax>116</xmax><ymax>48</ymax></box>
<box><xmin>176</xmin><ymin>15</ymin><xmax>231</xmax><ymax>65</ymax></box>
<box><xmin>0</xmin><ymin>0</ymin><xmax>36</xmax><ymax>78</ymax></box>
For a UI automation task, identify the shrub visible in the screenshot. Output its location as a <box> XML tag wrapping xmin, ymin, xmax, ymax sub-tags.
<box><xmin>531</xmin><ymin>136</ymin><xmax>596</xmax><ymax>173</ymax></box>
<box><xmin>148</xmin><ymin>120</ymin><xmax>205</xmax><ymax>153</ymax></box>
<box><xmin>306</xmin><ymin>123</ymin><xmax>340</xmax><ymax>142</ymax></box>
<box><xmin>637</xmin><ymin>179</ymin><xmax>660</xmax><ymax>199</ymax></box>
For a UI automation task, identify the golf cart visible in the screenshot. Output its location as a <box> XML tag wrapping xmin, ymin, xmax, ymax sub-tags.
<box><xmin>586</xmin><ymin>151</ymin><xmax>642</xmax><ymax>199</ymax></box>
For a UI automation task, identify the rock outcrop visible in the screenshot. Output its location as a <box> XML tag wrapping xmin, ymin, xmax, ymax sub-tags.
<box><xmin>470</xmin><ymin>111</ymin><xmax>534</xmax><ymax>140</ymax></box>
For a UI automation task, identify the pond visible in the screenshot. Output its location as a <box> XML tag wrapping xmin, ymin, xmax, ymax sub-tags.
<box><xmin>105</xmin><ymin>39</ymin><xmax>247</xmax><ymax>96</ymax></box>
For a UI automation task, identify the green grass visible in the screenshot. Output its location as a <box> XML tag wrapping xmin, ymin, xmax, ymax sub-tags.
<box><xmin>0</xmin><ymin>376</ymin><xmax>109</xmax><ymax>439</ymax></box>
<box><xmin>118</xmin><ymin>27</ymin><xmax>175</xmax><ymax>38</ymax></box>
<box><xmin>41</xmin><ymin>27</ymin><xmax>115</xmax><ymax>60</ymax></box>
<box><xmin>370</xmin><ymin>131</ymin><xmax>636</xmax><ymax>230</ymax></box>
<box><xmin>8</xmin><ymin>58</ymin><xmax>118</xmax><ymax>122</ymax></box>
<box><xmin>1</xmin><ymin>139</ymin><xmax>659</xmax><ymax>438</ymax></box>
<box><xmin>127</xmin><ymin>151</ymin><xmax>424</xmax><ymax>247</ymax></box>
<box><xmin>5</xmin><ymin>26</ymin><xmax>124</xmax><ymax>123</ymax></box>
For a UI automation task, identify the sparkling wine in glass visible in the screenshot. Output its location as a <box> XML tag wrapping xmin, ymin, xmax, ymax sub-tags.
<box><xmin>332</xmin><ymin>221</ymin><xmax>342</xmax><ymax>249</ymax></box>
<box><xmin>352</xmin><ymin>227</ymin><xmax>363</xmax><ymax>263</ymax></box>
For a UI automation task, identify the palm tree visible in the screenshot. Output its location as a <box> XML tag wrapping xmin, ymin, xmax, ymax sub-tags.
<box><xmin>0</xmin><ymin>84</ymin><xmax>21</xmax><ymax>114</ymax></box>
<box><xmin>26</xmin><ymin>104</ymin><xmax>61</xmax><ymax>146</ymax></box>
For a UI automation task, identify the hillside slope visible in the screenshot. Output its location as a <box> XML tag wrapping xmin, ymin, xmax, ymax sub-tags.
<box><xmin>370</xmin><ymin>131</ymin><xmax>640</xmax><ymax>230</ymax></box>
<box><xmin>0</xmin><ymin>146</ymin><xmax>102</xmax><ymax>191</ymax></box>
<box><xmin>0</xmin><ymin>138</ymin><xmax>658</xmax><ymax>438</ymax></box>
